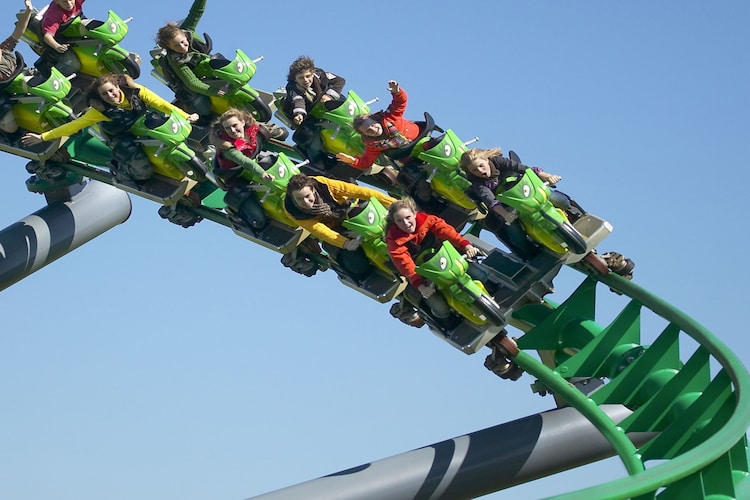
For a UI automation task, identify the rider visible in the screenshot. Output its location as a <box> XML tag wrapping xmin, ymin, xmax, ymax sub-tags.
<box><xmin>210</xmin><ymin>107</ymin><xmax>275</xmax><ymax>231</ymax></box>
<box><xmin>155</xmin><ymin>0</ymin><xmax>287</xmax><ymax>139</ymax></box>
<box><xmin>336</xmin><ymin>80</ymin><xmax>419</xmax><ymax>171</ymax></box>
<box><xmin>35</xmin><ymin>0</ymin><xmax>85</xmax><ymax>76</ymax></box>
<box><xmin>281</xmin><ymin>55</ymin><xmax>346</xmax><ymax>163</ymax></box>
<box><xmin>21</xmin><ymin>73</ymin><xmax>199</xmax><ymax>182</ymax></box>
<box><xmin>283</xmin><ymin>173</ymin><xmax>395</xmax><ymax>281</ymax></box>
<box><xmin>459</xmin><ymin>147</ymin><xmax>574</xmax><ymax>258</ymax></box>
<box><xmin>385</xmin><ymin>196</ymin><xmax>478</xmax><ymax>324</ymax></box>
<box><xmin>0</xmin><ymin>0</ymin><xmax>34</xmax><ymax>143</ymax></box>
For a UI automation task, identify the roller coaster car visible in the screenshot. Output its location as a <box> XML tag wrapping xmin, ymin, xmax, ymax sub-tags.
<box><xmin>317</xmin><ymin>247</ymin><xmax>408</xmax><ymax>304</ymax></box>
<box><xmin>216</xmin><ymin>183</ymin><xmax>309</xmax><ymax>255</ymax></box>
<box><xmin>334</xmin><ymin>198</ymin><xmax>408</xmax><ymax>304</ymax></box>
<box><xmin>334</xmin><ymin>264</ymin><xmax>408</xmax><ymax>304</ymax></box>
<box><xmin>71</xmin><ymin>132</ymin><xmax>199</xmax><ymax>206</ymax></box>
<box><xmin>208</xmin><ymin>151</ymin><xmax>312</xmax><ymax>254</ymax></box>
<box><xmin>280</xmin><ymin>196</ymin><xmax>407</xmax><ymax>302</ymax></box>
<box><xmin>269</xmin><ymin>89</ymin><xmax>399</xmax><ymax>192</ymax></box>
<box><xmin>415</xmin><ymin>234</ymin><xmax>566</xmax><ymax>355</ymax></box>
<box><xmin>389</xmin><ymin>113</ymin><xmax>483</xmax><ymax>230</ymax></box>
<box><xmin>0</xmin><ymin>53</ymin><xmax>76</xmax><ymax>161</ymax></box>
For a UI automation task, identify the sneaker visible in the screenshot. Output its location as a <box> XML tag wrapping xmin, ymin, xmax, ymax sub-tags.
<box><xmin>389</xmin><ymin>302</ymin><xmax>424</xmax><ymax>328</ymax></box>
<box><xmin>268</xmin><ymin>124</ymin><xmax>289</xmax><ymax>141</ymax></box>
<box><xmin>601</xmin><ymin>252</ymin><xmax>635</xmax><ymax>279</ymax></box>
<box><xmin>402</xmin><ymin>311</ymin><xmax>424</xmax><ymax>327</ymax></box>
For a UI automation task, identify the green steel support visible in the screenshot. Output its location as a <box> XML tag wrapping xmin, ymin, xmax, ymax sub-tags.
<box><xmin>513</xmin><ymin>273</ymin><xmax>750</xmax><ymax>500</ymax></box>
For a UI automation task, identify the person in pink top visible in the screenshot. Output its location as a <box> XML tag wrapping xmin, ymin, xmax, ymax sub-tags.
<box><xmin>40</xmin><ymin>0</ymin><xmax>85</xmax><ymax>53</ymax></box>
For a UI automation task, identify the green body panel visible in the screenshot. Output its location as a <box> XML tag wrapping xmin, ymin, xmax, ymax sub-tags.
<box><xmin>415</xmin><ymin>240</ymin><xmax>492</xmax><ymax>324</ymax></box>
<box><xmin>55</xmin><ymin>11</ymin><xmax>138</xmax><ymax>77</ymax></box>
<box><xmin>125</xmin><ymin>109</ymin><xmax>196</xmax><ymax>180</ymax></box>
<box><xmin>235</xmin><ymin>152</ymin><xmax>301</xmax><ymax>227</ymax></box>
<box><xmin>2</xmin><ymin>67</ymin><xmax>74</xmax><ymax>133</ymax></box>
<box><xmin>341</xmin><ymin>196</ymin><xmax>394</xmax><ymax>275</ymax></box>
<box><xmin>411</xmin><ymin>129</ymin><xmax>476</xmax><ymax>210</ymax></box>
<box><xmin>497</xmin><ymin>168</ymin><xmax>575</xmax><ymax>254</ymax></box>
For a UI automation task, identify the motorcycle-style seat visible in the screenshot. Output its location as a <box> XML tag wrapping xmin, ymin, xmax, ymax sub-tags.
<box><xmin>385</xmin><ymin>112</ymin><xmax>437</xmax><ymax>162</ymax></box>
<box><xmin>0</xmin><ymin>52</ymin><xmax>25</xmax><ymax>90</ymax></box>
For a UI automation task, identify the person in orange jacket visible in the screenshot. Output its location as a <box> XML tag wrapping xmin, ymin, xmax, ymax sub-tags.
<box><xmin>336</xmin><ymin>80</ymin><xmax>419</xmax><ymax>171</ymax></box>
<box><xmin>385</xmin><ymin>196</ymin><xmax>478</xmax><ymax>323</ymax></box>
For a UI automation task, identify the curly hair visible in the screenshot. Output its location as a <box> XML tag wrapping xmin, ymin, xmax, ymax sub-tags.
<box><xmin>286</xmin><ymin>173</ymin><xmax>316</xmax><ymax>195</ymax></box>
<box><xmin>156</xmin><ymin>22</ymin><xmax>184</xmax><ymax>50</ymax></box>
<box><xmin>287</xmin><ymin>55</ymin><xmax>315</xmax><ymax>81</ymax></box>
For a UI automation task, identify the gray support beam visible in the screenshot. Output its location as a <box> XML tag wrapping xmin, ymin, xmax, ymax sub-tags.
<box><xmin>248</xmin><ymin>404</ymin><xmax>654</xmax><ymax>500</ymax></box>
<box><xmin>0</xmin><ymin>180</ymin><xmax>131</xmax><ymax>291</ymax></box>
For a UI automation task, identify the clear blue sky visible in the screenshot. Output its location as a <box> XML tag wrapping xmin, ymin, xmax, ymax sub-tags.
<box><xmin>1</xmin><ymin>1</ymin><xmax>748</xmax><ymax>499</ymax></box>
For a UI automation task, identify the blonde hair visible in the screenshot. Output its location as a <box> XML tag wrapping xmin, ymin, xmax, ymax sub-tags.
<box><xmin>458</xmin><ymin>147</ymin><xmax>504</xmax><ymax>173</ymax></box>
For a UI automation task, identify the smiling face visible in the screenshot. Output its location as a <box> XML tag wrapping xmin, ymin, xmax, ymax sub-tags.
<box><xmin>291</xmin><ymin>186</ymin><xmax>317</xmax><ymax>210</ymax></box>
<box><xmin>357</xmin><ymin>117</ymin><xmax>383</xmax><ymax>137</ymax></box>
<box><xmin>221</xmin><ymin>116</ymin><xmax>245</xmax><ymax>140</ymax></box>
<box><xmin>54</xmin><ymin>0</ymin><xmax>77</xmax><ymax>11</ymax></box>
<box><xmin>97</xmin><ymin>82</ymin><xmax>122</xmax><ymax>105</ymax></box>
<box><xmin>392</xmin><ymin>207</ymin><xmax>417</xmax><ymax>234</ymax></box>
<box><xmin>167</xmin><ymin>31</ymin><xmax>190</xmax><ymax>54</ymax></box>
<box><xmin>294</xmin><ymin>70</ymin><xmax>314</xmax><ymax>89</ymax></box>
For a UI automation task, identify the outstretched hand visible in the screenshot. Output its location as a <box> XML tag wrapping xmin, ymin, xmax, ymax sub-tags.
<box><xmin>24</xmin><ymin>0</ymin><xmax>33</xmax><ymax>11</ymax></box>
<box><xmin>538</xmin><ymin>172</ymin><xmax>562</xmax><ymax>185</ymax></box>
<box><xmin>21</xmin><ymin>132</ymin><xmax>43</xmax><ymax>146</ymax></box>
<box><xmin>336</xmin><ymin>153</ymin><xmax>356</xmax><ymax>165</ymax></box>
<box><xmin>387</xmin><ymin>80</ymin><xmax>400</xmax><ymax>94</ymax></box>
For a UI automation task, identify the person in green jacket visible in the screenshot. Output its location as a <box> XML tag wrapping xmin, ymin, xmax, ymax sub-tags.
<box><xmin>155</xmin><ymin>0</ymin><xmax>287</xmax><ymax>139</ymax></box>
<box><xmin>155</xmin><ymin>0</ymin><xmax>214</xmax><ymax>120</ymax></box>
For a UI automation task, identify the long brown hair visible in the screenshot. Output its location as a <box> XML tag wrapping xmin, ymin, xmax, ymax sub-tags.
<box><xmin>86</xmin><ymin>73</ymin><xmax>137</xmax><ymax>110</ymax></box>
<box><xmin>210</xmin><ymin>108</ymin><xmax>257</xmax><ymax>150</ymax></box>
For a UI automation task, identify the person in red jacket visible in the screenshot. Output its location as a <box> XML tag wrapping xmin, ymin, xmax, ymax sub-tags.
<box><xmin>386</xmin><ymin>196</ymin><xmax>478</xmax><ymax>324</ymax></box>
<box><xmin>210</xmin><ymin>108</ymin><xmax>276</xmax><ymax>231</ymax></box>
<box><xmin>336</xmin><ymin>80</ymin><xmax>419</xmax><ymax>171</ymax></box>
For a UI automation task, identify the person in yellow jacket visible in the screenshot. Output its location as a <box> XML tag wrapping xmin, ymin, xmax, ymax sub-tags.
<box><xmin>284</xmin><ymin>173</ymin><xmax>395</xmax><ymax>281</ymax></box>
<box><xmin>22</xmin><ymin>73</ymin><xmax>198</xmax><ymax>181</ymax></box>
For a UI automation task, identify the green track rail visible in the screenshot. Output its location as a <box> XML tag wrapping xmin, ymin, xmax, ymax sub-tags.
<box><xmin>511</xmin><ymin>270</ymin><xmax>750</xmax><ymax>499</ymax></box>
